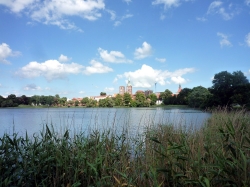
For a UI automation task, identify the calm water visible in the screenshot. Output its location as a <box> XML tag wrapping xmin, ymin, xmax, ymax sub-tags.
<box><xmin>0</xmin><ymin>107</ymin><xmax>211</xmax><ymax>137</ymax></box>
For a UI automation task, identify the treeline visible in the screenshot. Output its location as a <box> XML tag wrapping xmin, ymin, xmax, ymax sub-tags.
<box><xmin>0</xmin><ymin>94</ymin><xmax>67</xmax><ymax>108</ymax></box>
<box><xmin>0</xmin><ymin>70</ymin><xmax>249</xmax><ymax>109</ymax></box>
<box><xmin>161</xmin><ymin>70</ymin><xmax>250</xmax><ymax>109</ymax></box>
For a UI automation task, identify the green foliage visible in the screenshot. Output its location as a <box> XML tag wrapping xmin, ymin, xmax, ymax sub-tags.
<box><xmin>135</xmin><ymin>92</ymin><xmax>146</xmax><ymax>107</ymax></box>
<box><xmin>161</xmin><ymin>89</ymin><xmax>173</xmax><ymax>105</ymax></box>
<box><xmin>1</xmin><ymin>110</ymin><xmax>249</xmax><ymax>186</ymax></box>
<box><xmin>75</xmin><ymin>100</ymin><xmax>80</xmax><ymax>106</ymax></box>
<box><xmin>210</xmin><ymin>70</ymin><xmax>249</xmax><ymax>106</ymax></box>
<box><xmin>86</xmin><ymin>99</ymin><xmax>97</xmax><ymax>107</ymax></box>
<box><xmin>114</xmin><ymin>94</ymin><xmax>123</xmax><ymax>106</ymax></box>
<box><xmin>100</xmin><ymin>92</ymin><xmax>107</xmax><ymax>96</ymax></box>
<box><xmin>147</xmin><ymin>93</ymin><xmax>157</xmax><ymax>105</ymax></box>
<box><xmin>81</xmin><ymin>97</ymin><xmax>89</xmax><ymax>106</ymax></box>
<box><xmin>177</xmin><ymin>88</ymin><xmax>192</xmax><ymax>105</ymax></box>
<box><xmin>98</xmin><ymin>97</ymin><xmax>114</xmax><ymax>107</ymax></box>
<box><xmin>188</xmin><ymin>86</ymin><xmax>212</xmax><ymax>108</ymax></box>
<box><xmin>123</xmin><ymin>93</ymin><xmax>132</xmax><ymax>106</ymax></box>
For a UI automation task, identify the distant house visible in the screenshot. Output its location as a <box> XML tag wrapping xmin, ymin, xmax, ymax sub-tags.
<box><xmin>90</xmin><ymin>95</ymin><xmax>111</xmax><ymax>102</ymax></box>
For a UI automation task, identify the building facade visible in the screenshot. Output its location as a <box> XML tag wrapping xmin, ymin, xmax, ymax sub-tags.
<box><xmin>119</xmin><ymin>86</ymin><xmax>125</xmax><ymax>95</ymax></box>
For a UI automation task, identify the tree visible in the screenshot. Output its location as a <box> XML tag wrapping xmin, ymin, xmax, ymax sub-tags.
<box><xmin>210</xmin><ymin>71</ymin><xmax>249</xmax><ymax>106</ymax></box>
<box><xmin>188</xmin><ymin>86</ymin><xmax>212</xmax><ymax>108</ymax></box>
<box><xmin>86</xmin><ymin>99</ymin><xmax>97</xmax><ymax>107</ymax></box>
<box><xmin>135</xmin><ymin>92</ymin><xmax>146</xmax><ymax>107</ymax></box>
<box><xmin>160</xmin><ymin>89</ymin><xmax>173</xmax><ymax>105</ymax></box>
<box><xmin>81</xmin><ymin>97</ymin><xmax>89</xmax><ymax>106</ymax></box>
<box><xmin>75</xmin><ymin>100</ymin><xmax>80</xmax><ymax>106</ymax></box>
<box><xmin>60</xmin><ymin>97</ymin><xmax>67</xmax><ymax>106</ymax></box>
<box><xmin>115</xmin><ymin>94</ymin><xmax>123</xmax><ymax>106</ymax></box>
<box><xmin>229</xmin><ymin>83</ymin><xmax>250</xmax><ymax>107</ymax></box>
<box><xmin>123</xmin><ymin>93</ymin><xmax>132</xmax><ymax>106</ymax></box>
<box><xmin>99</xmin><ymin>98</ymin><xmax>114</xmax><ymax>107</ymax></box>
<box><xmin>147</xmin><ymin>93</ymin><xmax>157</xmax><ymax>105</ymax></box>
<box><xmin>177</xmin><ymin>88</ymin><xmax>192</xmax><ymax>105</ymax></box>
<box><xmin>100</xmin><ymin>92</ymin><xmax>106</xmax><ymax>96</ymax></box>
<box><xmin>18</xmin><ymin>95</ymin><xmax>29</xmax><ymax>105</ymax></box>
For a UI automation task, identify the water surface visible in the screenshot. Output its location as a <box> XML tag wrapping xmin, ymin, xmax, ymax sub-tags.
<box><xmin>0</xmin><ymin>107</ymin><xmax>211</xmax><ymax>137</ymax></box>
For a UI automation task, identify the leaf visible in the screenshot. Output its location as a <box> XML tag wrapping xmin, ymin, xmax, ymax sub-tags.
<box><xmin>150</xmin><ymin>137</ymin><xmax>161</xmax><ymax>144</ymax></box>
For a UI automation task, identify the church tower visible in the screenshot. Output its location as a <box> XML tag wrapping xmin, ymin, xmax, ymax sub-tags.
<box><xmin>126</xmin><ymin>78</ymin><xmax>132</xmax><ymax>95</ymax></box>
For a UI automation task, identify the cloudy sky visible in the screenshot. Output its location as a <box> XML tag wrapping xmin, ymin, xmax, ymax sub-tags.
<box><xmin>0</xmin><ymin>0</ymin><xmax>249</xmax><ymax>99</ymax></box>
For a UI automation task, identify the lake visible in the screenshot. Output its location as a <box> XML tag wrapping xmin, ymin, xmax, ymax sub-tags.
<box><xmin>0</xmin><ymin>107</ymin><xmax>211</xmax><ymax>137</ymax></box>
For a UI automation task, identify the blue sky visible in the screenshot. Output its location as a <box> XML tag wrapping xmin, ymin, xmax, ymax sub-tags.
<box><xmin>0</xmin><ymin>0</ymin><xmax>250</xmax><ymax>99</ymax></box>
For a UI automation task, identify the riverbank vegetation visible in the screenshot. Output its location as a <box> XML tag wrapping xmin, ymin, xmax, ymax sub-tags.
<box><xmin>1</xmin><ymin>109</ymin><xmax>250</xmax><ymax>186</ymax></box>
<box><xmin>0</xmin><ymin>70</ymin><xmax>250</xmax><ymax>109</ymax></box>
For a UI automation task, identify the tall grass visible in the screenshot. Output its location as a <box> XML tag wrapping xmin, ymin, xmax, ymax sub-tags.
<box><xmin>0</xmin><ymin>109</ymin><xmax>250</xmax><ymax>186</ymax></box>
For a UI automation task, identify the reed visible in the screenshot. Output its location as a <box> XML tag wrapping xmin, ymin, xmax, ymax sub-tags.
<box><xmin>0</xmin><ymin>109</ymin><xmax>249</xmax><ymax>186</ymax></box>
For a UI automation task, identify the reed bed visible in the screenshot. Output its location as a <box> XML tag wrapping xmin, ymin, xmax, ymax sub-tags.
<box><xmin>0</xmin><ymin>109</ymin><xmax>250</xmax><ymax>187</ymax></box>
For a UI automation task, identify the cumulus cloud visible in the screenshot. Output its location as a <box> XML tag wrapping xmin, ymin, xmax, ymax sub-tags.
<box><xmin>245</xmin><ymin>32</ymin><xmax>250</xmax><ymax>47</ymax></box>
<box><xmin>152</xmin><ymin>0</ymin><xmax>180</xmax><ymax>9</ymax></box>
<box><xmin>134</xmin><ymin>42</ymin><xmax>153</xmax><ymax>60</ymax></box>
<box><xmin>83</xmin><ymin>60</ymin><xmax>113</xmax><ymax>75</ymax></box>
<box><xmin>1</xmin><ymin>0</ymin><xmax>105</xmax><ymax>30</ymax></box>
<box><xmin>217</xmin><ymin>32</ymin><xmax>232</xmax><ymax>47</ymax></box>
<box><xmin>23</xmin><ymin>84</ymin><xmax>42</xmax><ymax>91</ymax></box>
<box><xmin>171</xmin><ymin>76</ymin><xmax>187</xmax><ymax>84</ymax></box>
<box><xmin>58</xmin><ymin>54</ymin><xmax>71</xmax><ymax>62</ymax></box>
<box><xmin>207</xmin><ymin>1</ymin><xmax>239</xmax><ymax>20</ymax></box>
<box><xmin>98</xmin><ymin>48</ymin><xmax>132</xmax><ymax>63</ymax></box>
<box><xmin>155</xmin><ymin>58</ymin><xmax>166</xmax><ymax>63</ymax></box>
<box><xmin>0</xmin><ymin>43</ymin><xmax>20</xmax><ymax>64</ymax></box>
<box><xmin>16</xmin><ymin>59</ymin><xmax>84</xmax><ymax>81</ymax></box>
<box><xmin>115</xmin><ymin>64</ymin><xmax>195</xmax><ymax>88</ymax></box>
<box><xmin>0</xmin><ymin>0</ymin><xmax>35</xmax><ymax>13</ymax></box>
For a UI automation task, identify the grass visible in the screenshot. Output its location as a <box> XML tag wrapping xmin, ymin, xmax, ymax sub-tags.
<box><xmin>0</xmin><ymin>109</ymin><xmax>250</xmax><ymax>186</ymax></box>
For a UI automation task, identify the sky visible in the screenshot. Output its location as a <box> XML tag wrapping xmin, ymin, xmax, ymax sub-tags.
<box><xmin>0</xmin><ymin>0</ymin><xmax>250</xmax><ymax>99</ymax></box>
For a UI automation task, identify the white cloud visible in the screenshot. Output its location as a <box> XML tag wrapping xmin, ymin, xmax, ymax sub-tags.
<box><xmin>0</xmin><ymin>43</ymin><xmax>20</xmax><ymax>64</ymax></box>
<box><xmin>155</xmin><ymin>58</ymin><xmax>166</xmax><ymax>63</ymax></box>
<box><xmin>134</xmin><ymin>42</ymin><xmax>153</xmax><ymax>59</ymax></box>
<box><xmin>113</xmin><ymin>13</ymin><xmax>133</xmax><ymax>27</ymax></box>
<box><xmin>104</xmin><ymin>87</ymin><xmax>114</xmax><ymax>92</ymax></box>
<box><xmin>0</xmin><ymin>0</ymin><xmax>35</xmax><ymax>13</ymax></box>
<box><xmin>123</xmin><ymin>0</ymin><xmax>132</xmax><ymax>4</ymax></box>
<box><xmin>23</xmin><ymin>84</ymin><xmax>42</xmax><ymax>91</ymax></box>
<box><xmin>217</xmin><ymin>32</ymin><xmax>232</xmax><ymax>47</ymax></box>
<box><xmin>83</xmin><ymin>60</ymin><xmax>113</xmax><ymax>75</ymax></box>
<box><xmin>106</xmin><ymin>9</ymin><xmax>116</xmax><ymax>20</ymax></box>
<box><xmin>98</xmin><ymin>48</ymin><xmax>132</xmax><ymax>63</ymax></box>
<box><xmin>246</xmin><ymin>0</ymin><xmax>250</xmax><ymax>6</ymax></box>
<box><xmin>207</xmin><ymin>1</ymin><xmax>239</xmax><ymax>20</ymax></box>
<box><xmin>16</xmin><ymin>58</ymin><xmax>84</xmax><ymax>81</ymax></box>
<box><xmin>1</xmin><ymin>0</ymin><xmax>105</xmax><ymax>30</ymax></box>
<box><xmin>115</xmin><ymin>64</ymin><xmax>195</xmax><ymax>88</ymax></box>
<box><xmin>152</xmin><ymin>0</ymin><xmax>180</xmax><ymax>9</ymax></box>
<box><xmin>171</xmin><ymin>76</ymin><xmax>187</xmax><ymax>84</ymax></box>
<box><xmin>79</xmin><ymin>91</ymin><xmax>85</xmax><ymax>94</ymax></box>
<box><xmin>58</xmin><ymin>54</ymin><xmax>71</xmax><ymax>62</ymax></box>
<box><xmin>245</xmin><ymin>32</ymin><xmax>250</xmax><ymax>47</ymax></box>
<box><xmin>196</xmin><ymin>17</ymin><xmax>207</xmax><ymax>22</ymax></box>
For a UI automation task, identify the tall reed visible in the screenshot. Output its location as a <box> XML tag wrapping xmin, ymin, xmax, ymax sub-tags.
<box><xmin>0</xmin><ymin>109</ymin><xmax>249</xmax><ymax>186</ymax></box>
